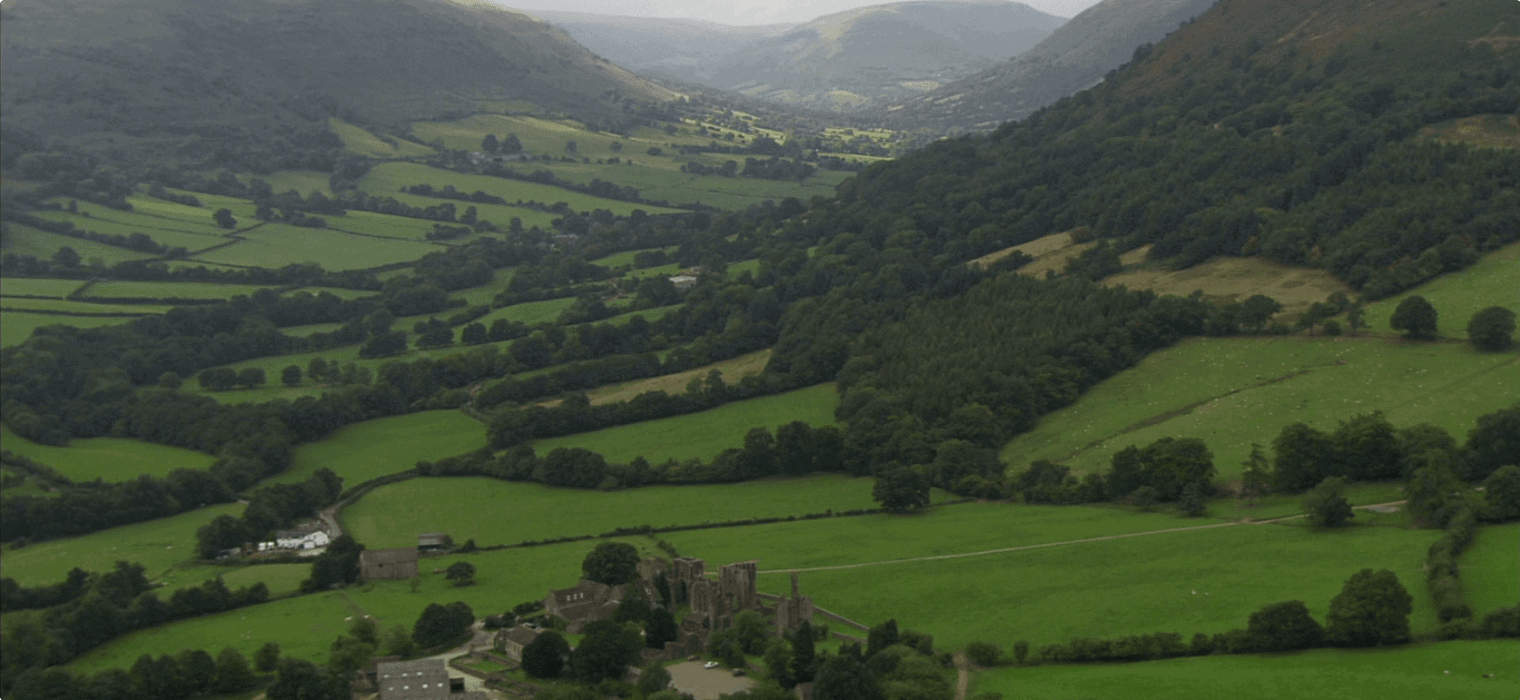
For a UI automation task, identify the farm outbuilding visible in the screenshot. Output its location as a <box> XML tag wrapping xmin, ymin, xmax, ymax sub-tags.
<box><xmin>360</xmin><ymin>547</ymin><xmax>419</xmax><ymax>580</ymax></box>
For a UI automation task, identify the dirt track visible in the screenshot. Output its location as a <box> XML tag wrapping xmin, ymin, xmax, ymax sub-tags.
<box><xmin>759</xmin><ymin>501</ymin><xmax>1407</xmax><ymax>575</ymax></box>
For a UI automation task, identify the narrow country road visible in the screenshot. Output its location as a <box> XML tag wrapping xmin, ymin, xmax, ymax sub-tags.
<box><xmin>760</xmin><ymin>501</ymin><xmax>1407</xmax><ymax>574</ymax></box>
<box><xmin>318</xmin><ymin>503</ymin><xmax>343</xmax><ymax>539</ymax></box>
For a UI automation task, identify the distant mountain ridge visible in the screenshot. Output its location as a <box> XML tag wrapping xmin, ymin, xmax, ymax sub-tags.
<box><xmin>884</xmin><ymin>0</ymin><xmax>1218</xmax><ymax>132</ymax></box>
<box><xmin>0</xmin><ymin>0</ymin><xmax>675</xmax><ymax>169</ymax></box>
<box><xmin>534</xmin><ymin>1</ymin><xmax>1066</xmax><ymax>111</ymax></box>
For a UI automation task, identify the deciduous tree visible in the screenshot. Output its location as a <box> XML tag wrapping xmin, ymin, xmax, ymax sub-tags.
<box><xmin>872</xmin><ymin>467</ymin><xmax>930</xmax><ymax>513</ymax></box>
<box><xmin>581</xmin><ymin>542</ymin><xmax>640</xmax><ymax>585</ymax></box>
<box><xmin>1325</xmin><ymin>569</ymin><xmax>1412</xmax><ymax>647</ymax></box>
<box><xmin>522</xmin><ymin>630</ymin><xmax>569</xmax><ymax>678</ymax></box>
<box><xmin>1304</xmin><ymin>476</ymin><xmax>1354</xmax><ymax>528</ymax></box>
<box><xmin>1389</xmin><ymin>295</ymin><xmax>1438</xmax><ymax>340</ymax></box>
<box><xmin>446</xmin><ymin>561</ymin><xmax>476</xmax><ymax>587</ymax></box>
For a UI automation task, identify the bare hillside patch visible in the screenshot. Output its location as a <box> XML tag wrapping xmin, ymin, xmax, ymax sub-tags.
<box><xmin>1103</xmin><ymin>256</ymin><xmax>1352</xmax><ymax>316</ymax></box>
<box><xmin>969</xmin><ymin>231</ymin><xmax>1095</xmax><ymax>277</ymax></box>
<box><xmin>1418</xmin><ymin>113</ymin><xmax>1520</xmax><ymax>150</ymax></box>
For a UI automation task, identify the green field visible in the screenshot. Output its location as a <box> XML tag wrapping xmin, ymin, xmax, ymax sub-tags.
<box><xmin>257</xmin><ymin>170</ymin><xmax>334</xmax><ymax>197</ymax></box>
<box><xmin>155</xmin><ymin>563</ymin><xmax>313</xmax><ymax>600</ymax></box>
<box><xmin>663</xmin><ymin>504</ymin><xmax>1437</xmax><ymax>650</ymax></box>
<box><xmin>1</xmin><ymin>425</ymin><xmax>217</xmax><ymax>483</ymax></box>
<box><xmin>66</xmin><ymin>536</ymin><xmax>659</xmax><ymax>673</ymax></box>
<box><xmin>82</xmin><ymin>280</ymin><xmax>285</xmax><ymax>300</ymax></box>
<box><xmin>591</xmin><ymin>247</ymin><xmax>675</xmax><ymax>269</ymax></box>
<box><xmin>478</xmin><ymin>296</ymin><xmax>580</xmax><ymax>327</ymax></box>
<box><xmin>0</xmin><ymin>311</ymin><xmax>130</xmax><ymax>347</ymax></box>
<box><xmin>0</xmin><ymin>297</ymin><xmax>172</xmax><ymax>315</ymax></box>
<box><xmin>265</xmin><ymin>410</ymin><xmax>487</xmax><ymax>488</ymax></box>
<box><xmin>342</xmin><ymin>473</ymin><xmax>893</xmax><ymax>548</ymax></box>
<box><xmin>1361</xmin><ymin>241</ymin><xmax>1520</xmax><ymax>340</ymax></box>
<box><xmin>532</xmin><ymin>383</ymin><xmax>840</xmax><ymax>464</ymax></box>
<box><xmin>330</xmin><ymin>118</ymin><xmax>435</xmax><ymax>158</ymax></box>
<box><xmin>31</xmin><ymin>210</ymin><xmax>230</xmax><ymax>251</ymax></box>
<box><xmin>0</xmin><ymin>502</ymin><xmax>244</xmax><ymax>586</ymax></box>
<box><xmin>2</xmin><ymin>224</ymin><xmax>159</xmax><ymax>265</ymax></box>
<box><xmin>320</xmin><ymin>209</ymin><xmax>441</xmax><ymax>241</ymax></box>
<box><xmin>0</xmin><ymin>277</ymin><xmax>89</xmax><ymax>298</ymax></box>
<box><xmin>1000</xmin><ymin>335</ymin><xmax>1520</xmax><ymax>482</ymax></box>
<box><xmin>190</xmin><ymin>224</ymin><xmax>445</xmax><ymax>271</ymax></box>
<box><xmin>969</xmin><ymin>640</ymin><xmax>1517</xmax><ymax>700</ymax></box>
<box><xmin>1461</xmin><ymin>524</ymin><xmax>1520</xmax><ymax>615</ymax></box>
<box><xmin>360</xmin><ymin>162</ymin><xmax>685</xmax><ymax>217</ymax></box>
<box><xmin>448</xmin><ymin>269</ymin><xmax>518</xmax><ymax>307</ymax></box>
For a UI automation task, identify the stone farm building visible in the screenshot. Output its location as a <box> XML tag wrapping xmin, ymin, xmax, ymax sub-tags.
<box><xmin>493</xmin><ymin>624</ymin><xmax>541</xmax><ymax>662</ymax></box>
<box><xmin>360</xmin><ymin>547</ymin><xmax>419</xmax><ymax>580</ymax></box>
<box><xmin>543</xmin><ymin>579</ymin><xmax>627</xmax><ymax>633</ymax></box>
<box><xmin>375</xmin><ymin>659</ymin><xmax>484</xmax><ymax>700</ymax></box>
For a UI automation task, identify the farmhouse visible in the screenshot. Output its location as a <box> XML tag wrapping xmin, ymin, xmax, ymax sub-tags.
<box><xmin>493</xmin><ymin>624</ymin><xmax>541</xmax><ymax>662</ymax></box>
<box><xmin>668</xmin><ymin>274</ymin><xmax>699</xmax><ymax>290</ymax></box>
<box><xmin>375</xmin><ymin>658</ymin><xmax>484</xmax><ymax>700</ymax></box>
<box><xmin>360</xmin><ymin>547</ymin><xmax>420</xmax><ymax>580</ymax></box>
<box><xmin>274</xmin><ymin>529</ymin><xmax>330</xmax><ymax>550</ymax></box>
<box><xmin>543</xmin><ymin>579</ymin><xmax>625</xmax><ymax>632</ymax></box>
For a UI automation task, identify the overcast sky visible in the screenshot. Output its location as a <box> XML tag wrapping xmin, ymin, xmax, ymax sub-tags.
<box><xmin>495</xmin><ymin>0</ymin><xmax>1106</xmax><ymax>25</ymax></box>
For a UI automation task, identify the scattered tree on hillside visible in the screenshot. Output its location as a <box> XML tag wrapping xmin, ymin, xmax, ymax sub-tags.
<box><xmin>1239</xmin><ymin>443</ymin><xmax>1271</xmax><ymax>504</ymax></box>
<box><xmin>281</xmin><ymin>364</ymin><xmax>302</xmax><ymax>386</ymax></box>
<box><xmin>1177</xmin><ymin>481</ymin><xmax>1208</xmax><ymax>517</ymax></box>
<box><xmin>872</xmin><ymin>467</ymin><xmax>930</xmax><ymax>513</ymax></box>
<box><xmin>482</xmin><ymin>133</ymin><xmax>499</xmax><ymax>153</ymax></box>
<box><xmin>1324</xmin><ymin>569</ymin><xmax>1412</xmax><ymax>647</ymax></box>
<box><xmin>214</xmin><ymin>208</ymin><xmax>237</xmax><ymax>229</ymax></box>
<box><xmin>570</xmin><ymin>619</ymin><xmax>642</xmax><ymax>683</ymax></box>
<box><xmin>1467</xmin><ymin>306</ymin><xmax>1515</xmax><ymax>351</ymax></box>
<box><xmin>1013</xmin><ymin>640</ymin><xmax>1029</xmax><ymax>665</ymax></box>
<box><xmin>1303</xmin><ymin>476</ymin><xmax>1354</xmax><ymax>528</ymax></box>
<box><xmin>1272</xmin><ymin>422</ymin><xmax>1336</xmax><ymax>492</ymax></box>
<box><xmin>581</xmin><ymin>542</ymin><xmax>640</xmax><ymax>585</ymax></box>
<box><xmin>266</xmin><ymin>658</ymin><xmax>349</xmax><ymax>700</ymax></box>
<box><xmin>1405</xmin><ymin>455</ymin><xmax>1466</xmax><ymax>527</ymax></box>
<box><xmin>1482</xmin><ymin>466</ymin><xmax>1520</xmax><ymax>522</ymax></box>
<box><xmin>212</xmin><ymin>646</ymin><xmax>257</xmax><ymax>694</ymax></box>
<box><xmin>1389</xmin><ymin>295</ymin><xmax>1438</xmax><ymax>340</ymax></box>
<box><xmin>254</xmin><ymin>642</ymin><xmax>281</xmax><ymax>673</ymax></box>
<box><xmin>446</xmin><ymin>561</ymin><xmax>476</xmax><ymax>587</ymax></box>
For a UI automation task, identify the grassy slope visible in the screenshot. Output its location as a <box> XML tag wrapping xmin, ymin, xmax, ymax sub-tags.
<box><xmin>665</xmin><ymin>504</ymin><xmax>1437</xmax><ymax>650</ymax></box>
<box><xmin>2</xmin><ymin>224</ymin><xmax>159</xmax><ymax>265</ymax></box>
<box><xmin>0</xmin><ymin>503</ymin><xmax>244</xmax><ymax>586</ymax></box>
<box><xmin>1360</xmin><ymin>241</ymin><xmax>1520</xmax><ymax>341</ymax></box>
<box><xmin>970</xmin><ymin>640</ymin><xmax>1517</xmax><ymax>700</ymax></box>
<box><xmin>359</xmin><ymin>162</ymin><xmax>685</xmax><ymax>217</ymax></box>
<box><xmin>264</xmin><ymin>410</ymin><xmax>486</xmax><ymax>487</ymax></box>
<box><xmin>341</xmin><ymin>473</ymin><xmax>889</xmax><ymax>549</ymax></box>
<box><xmin>0</xmin><ymin>312</ymin><xmax>128</xmax><ymax>347</ymax></box>
<box><xmin>65</xmin><ymin>536</ymin><xmax>660</xmax><ymax>673</ymax></box>
<box><xmin>582</xmin><ymin>349</ymin><xmax>773</xmax><ymax>406</ymax></box>
<box><xmin>532</xmin><ymin>383</ymin><xmax>840</xmax><ymax>464</ymax></box>
<box><xmin>0</xmin><ymin>277</ymin><xmax>91</xmax><ymax>297</ymax></box>
<box><xmin>0</xmin><ymin>425</ymin><xmax>216</xmax><ymax>482</ymax></box>
<box><xmin>999</xmin><ymin>335</ymin><xmax>1519</xmax><ymax>482</ymax></box>
<box><xmin>1461</xmin><ymin>524</ymin><xmax>1520</xmax><ymax>616</ymax></box>
<box><xmin>190</xmin><ymin>224</ymin><xmax>445</xmax><ymax>271</ymax></box>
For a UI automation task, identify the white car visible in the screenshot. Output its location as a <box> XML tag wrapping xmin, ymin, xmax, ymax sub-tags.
<box><xmin>703</xmin><ymin>661</ymin><xmax>719</xmax><ymax>669</ymax></box>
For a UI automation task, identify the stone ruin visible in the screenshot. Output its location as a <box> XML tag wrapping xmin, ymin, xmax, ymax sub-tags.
<box><xmin>774</xmin><ymin>572</ymin><xmax>814</xmax><ymax>635</ymax></box>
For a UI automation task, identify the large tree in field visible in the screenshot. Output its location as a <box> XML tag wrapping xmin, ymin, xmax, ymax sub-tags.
<box><xmin>412</xmin><ymin>601</ymin><xmax>474</xmax><ymax>649</ymax></box>
<box><xmin>1467</xmin><ymin>306</ymin><xmax>1515</xmax><ymax>351</ymax></box>
<box><xmin>1389</xmin><ymin>295</ymin><xmax>1438</xmax><ymax>340</ymax></box>
<box><xmin>581</xmin><ymin>542</ymin><xmax>640</xmax><ymax>585</ymax></box>
<box><xmin>1303</xmin><ymin>476</ymin><xmax>1354</xmax><ymax>528</ymax></box>
<box><xmin>570</xmin><ymin>620</ymin><xmax>642</xmax><ymax>683</ymax></box>
<box><xmin>872</xmin><ymin>467</ymin><xmax>931</xmax><ymax>513</ymax></box>
<box><xmin>1325</xmin><ymin>569</ymin><xmax>1412</xmax><ymax>647</ymax></box>
<box><xmin>1245</xmin><ymin>600</ymin><xmax>1323</xmax><ymax>652</ymax></box>
<box><xmin>1272</xmin><ymin>422</ymin><xmax>1336</xmax><ymax>492</ymax></box>
<box><xmin>522</xmin><ymin>630</ymin><xmax>570</xmax><ymax>678</ymax></box>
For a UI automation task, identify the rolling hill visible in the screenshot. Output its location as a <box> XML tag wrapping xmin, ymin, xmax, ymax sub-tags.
<box><xmin>0</xmin><ymin>0</ymin><xmax>676</xmax><ymax>170</ymax></box>
<box><xmin>884</xmin><ymin>0</ymin><xmax>1217</xmax><ymax>131</ymax></box>
<box><xmin>537</xmin><ymin>1</ymin><xmax>1066</xmax><ymax>111</ymax></box>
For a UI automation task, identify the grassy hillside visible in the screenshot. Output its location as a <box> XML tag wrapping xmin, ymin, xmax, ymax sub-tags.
<box><xmin>532</xmin><ymin>383</ymin><xmax>840</xmax><ymax>463</ymax></box>
<box><xmin>1</xmin><ymin>502</ymin><xmax>244</xmax><ymax>586</ymax></box>
<box><xmin>999</xmin><ymin>335</ymin><xmax>1518</xmax><ymax>482</ymax></box>
<box><xmin>663</xmin><ymin>502</ymin><xmax>1438</xmax><ymax>649</ymax></box>
<box><xmin>341</xmin><ymin>473</ymin><xmax>893</xmax><ymax>548</ymax></box>
<box><xmin>266</xmin><ymin>410</ymin><xmax>486</xmax><ymax>487</ymax></box>
<box><xmin>1461</xmin><ymin>524</ymin><xmax>1520</xmax><ymax>617</ymax></box>
<box><xmin>1359</xmin><ymin>241</ymin><xmax>1520</xmax><ymax>340</ymax></box>
<box><xmin>0</xmin><ymin>425</ymin><xmax>216</xmax><ymax>483</ymax></box>
<box><xmin>970</xmin><ymin>640</ymin><xmax>1517</xmax><ymax>700</ymax></box>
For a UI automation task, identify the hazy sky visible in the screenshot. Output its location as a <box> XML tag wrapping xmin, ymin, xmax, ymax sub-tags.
<box><xmin>496</xmin><ymin>0</ymin><xmax>1106</xmax><ymax>25</ymax></box>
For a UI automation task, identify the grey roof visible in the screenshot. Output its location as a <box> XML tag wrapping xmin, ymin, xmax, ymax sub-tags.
<box><xmin>502</xmin><ymin>625</ymin><xmax>540</xmax><ymax>646</ymax></box>
<box><xmin>376</xmin><ymin>659</ymin><xmax>451</xmax><ymax>700</ymax></box>
<box><xmin>361</xmin><ymin>547</ymin><xmax>419</xmax><ymax>566</ymax></box>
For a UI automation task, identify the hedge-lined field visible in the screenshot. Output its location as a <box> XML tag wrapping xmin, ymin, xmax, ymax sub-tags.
<box><xmin>0</xmin><ymin>311</ymin><xmax>129</xmax><ymax>347</ymax></box>
<box><xmin>1000</xmin><ymin>336</ymin><xmax>1520</xmax><ymax>482</ymax></box>
<box><xmin>1460</xmin><ymin>524</ymin><xmax>1520</xmax><ymax>616</ymax></box>
<box><xmin>264</xmin><ymin>410</ymin><xmax>487</xmax><ymax>487</ymax></box>
<box><xmin>2</xmin><ymin>502</ymin><xmax>245</xmax><ymax>585</ymax></box>
<box><xmin>969</xmin><ymin>640</ymin><xmax>1515</xmax><ymax>700</ymax></box>
<box><xmin>189</xmin><ymin>224</ymin><xmax>445</xmax><ymax>271</ymax></box>
<box><xmin>65</xmin><ymin>537</ymin><xmax>658</xmax><ymax>673</ymax></box>
<box><xmin>531</xmin><ymin>383</ymin><xmax>840</xmax><ymax>464</ymax></box>
<box><xmin>1361</xmin><ymin>241</ymin><xmax>1520</xmax><ymax>340</ymax></box>
<box><xmin>359</xmin><ymin>162</ymin><xmax>684</xmax><ymax>217</ymax></box>
<box><xmin>341</xmin><ymin>473</ymin><xmax>888</xmax><ymax>548</ymax></box>
<box><xmin>1</xmin><ymin>425</ymin><xmax>216</xmax><ymax>483</ymax></box>
<box><xmin>664</xmin><ymin>505</ymin><xmax>1436</xmax><ymax>650</ymax></box>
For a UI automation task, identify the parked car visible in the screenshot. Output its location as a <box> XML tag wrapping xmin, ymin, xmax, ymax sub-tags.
<box><xmin>703</xmin><ymin>661</ymin><xmax>719</xmax><ymax>669</ymax></box>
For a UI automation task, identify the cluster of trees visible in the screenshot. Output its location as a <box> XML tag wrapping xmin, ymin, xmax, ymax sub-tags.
<box><xmin>6</xmin><ymin>645</ymin><xmax>267</xmax><ymax>700</ymax></box>
<box><xmin>0</xmin><ymin>561</ymin><xmax>269</xmax><ymax>689</ymax></box>
<box><xmin>1</xmin><ymin>468</ymin><xmax>234</xmax><ymax>544</ymax></box>
<box><xmin>193</xmin><ymin>469</ymin><xmax>344</xmax><ymax>558</ymax></box>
